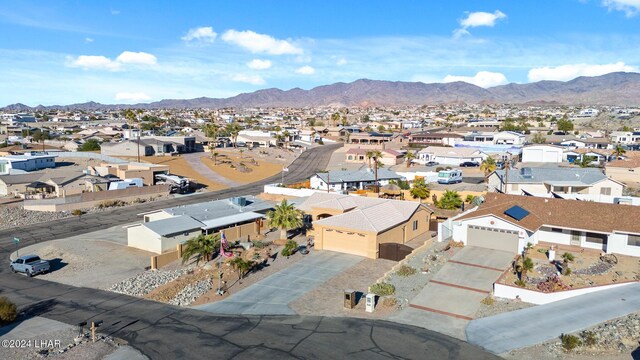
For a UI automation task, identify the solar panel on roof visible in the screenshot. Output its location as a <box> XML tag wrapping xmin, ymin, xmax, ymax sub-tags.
<box><xmin>504</xmin><ymin>205</ymin><xmax>529</xmax><ymax>221</ymax></box>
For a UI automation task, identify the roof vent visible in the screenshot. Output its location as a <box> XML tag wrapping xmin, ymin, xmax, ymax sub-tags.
<box><xmin>520</xmin><ymin>167</ymin><xmax>532</xmax><ymax>179</ymax></box>
<box><xmin>231</xmin><ymin>197</ymin><xmax>247</xmax><ymax>207</ymax></box>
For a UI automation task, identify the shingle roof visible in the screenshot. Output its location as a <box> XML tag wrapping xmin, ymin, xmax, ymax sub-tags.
<box><xmin>314</xmin><ymin>169</ymin><xmax>402</xmax><ymax>184</ymax></box>
<box><xmin>493</xmin><ymin>167</ymin><xmax>607</xmax><ymax>185</ymax></box>
<box><xmin>0</xmin><ymin>173</ymin><xmax>43</xmax><ymax>185</ymax></box>
<box><xmin>457</xmin><ymin>193</ymin><xmax>640</xmax><ymax>234</ymax></box>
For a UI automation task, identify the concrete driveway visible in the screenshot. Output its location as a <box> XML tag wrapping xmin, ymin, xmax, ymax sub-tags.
<box><xmin>196</xmin><ymin>251</ymin><xmax>362</xmax><ymax>315</ymax></box>
<box><xmin>391</xmin><ymin>246</ymin><xmax>514</xmax><ymax>339</ymax></box>
<box><xmin>467</xmin><ymin>282</ymin><xmax>640</xmax><ymax>354</ymax></box>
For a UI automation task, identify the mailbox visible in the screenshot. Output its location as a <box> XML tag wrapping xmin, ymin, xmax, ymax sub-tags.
<box><xmin>343</xmin><ymin>289</ymin><xmax>356</xmax><ymax>309</ymax></box>
<box><xmin>365</xmin><ymin>293</ymin><xmax>376</xmax><ymax>313</ymax></box>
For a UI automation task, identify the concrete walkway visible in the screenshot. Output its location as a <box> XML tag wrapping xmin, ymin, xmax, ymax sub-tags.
<box><xmin>196</xmin><ymin>251</ymin><xmax>362</xmax><ymax>315</ymax></box>
<box><xmin>466</xmin><ymin>282</ymin><xmax>640</xmax><ymax>354</ymax></box>
<box><xmin>391</xmin><ymin>247</ymin><xmax>514</xmax><ymax>340</ymax></box>
<box><xmin>182</xmin><ymin>152</ymin><xmax>239</xmax><ymax>187</ymax></box>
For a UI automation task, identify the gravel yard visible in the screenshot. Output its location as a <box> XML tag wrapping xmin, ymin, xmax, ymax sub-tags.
<box><xmin>289</xmin><ymin>257</ymin><xmax>397</xmax><ymax>318</ymax></box>
<box><xmin>503</xmin><ymin>312</ymin><xmax>640</xmax><ymax>360</ymax></box>
<box><xmin>109</xmin><ymin>269</ymin><xmax>191</xmax><ymax>297</ymax></box>
<box><xmin>474</xmin><ymin>297</ymin><xmax>536</xmax><ymax>318</ymax></box>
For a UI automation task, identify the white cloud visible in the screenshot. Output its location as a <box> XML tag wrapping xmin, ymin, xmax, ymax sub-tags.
<box><xmin>336</xmin><ymin>58</ymin><xmax>348</xmax><ymax>66</ymax></box>
<box><xmin>443</xmin><ymin>71</ymin><xmax>508</xmax><ymax>88</ymax></box>
<box><xmin>110</xmin><ymin>9</ymin><xmax>120</xmax><ymax>15</ymax></box>
<box><xmin>454</xmin><ymin>10</ymin><xmax>506</xmax><ymax>38</ymax></box>
<box><xmin>247</xmin><ymin>59</ymin><xmax>272</xmax><ymax>70</ymax></box>
<box><xmin>295</xmin><ymin>65</ymin><xmax>315</xmax><ymax>75</ymax></box>
<box><xmin>67</xmin><ymin>55</ymin><xmax>121</xmax><ymax>71</ymax></box>
<box><xmin>114</xmin><ymin>92</ymin><xmax>151</xmax><ymax>102</ymax></box>
<box><xmin>115</xmin><ymin>51</ymin><xmax>157</xmax><ymax>65</ymax></box>
<box><xmin>221</xmin><ymin>29</ymin><xmax>303</xmax><ymax>55</ymax></box>
<box><xmin>528</xmin><ymin>62</ymin><xmax>638</xmax><ymax>82</ymax></box>
<box><xmin>602</xmin><ymin>0</ymin><xmax>640</xmax><ymax>16</ymax></box>
<box><xmin>84</xmin><ymin>37</ymin><xmax>93</xmax><ymax>43</ymax></box>
<box><xmin>230</xmin><ymin>74</ymin><xmax>266</xmax><ymax>85</ymax></box>
<box><xmin>181</xmin><ymin>26</ymin><xmax>217</xmax><ymax>43</ymax></box>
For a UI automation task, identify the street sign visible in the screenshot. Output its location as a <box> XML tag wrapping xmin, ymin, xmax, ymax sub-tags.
<box><xmin>13</xmin><ymin>237</ymin><xmax>19</xmax><ymax>243</ymax></box>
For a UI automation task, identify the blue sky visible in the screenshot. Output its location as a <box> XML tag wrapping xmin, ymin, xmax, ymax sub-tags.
<box><xmin>1</xmin><ymin>0</ymin><xmax>639</xmax><ymax>106</ymax></box>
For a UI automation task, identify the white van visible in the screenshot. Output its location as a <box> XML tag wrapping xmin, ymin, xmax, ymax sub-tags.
<box><xmin>437</xmin><ymin>170</ymin><xmax>463</xmax><ymax>184</ymax></box>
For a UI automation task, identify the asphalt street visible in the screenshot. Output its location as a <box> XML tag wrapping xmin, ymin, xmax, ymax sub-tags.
<box><xmin>0</xmin><ymin>144</ymin><xmax>499</xmax><ymax>359</ymax></box>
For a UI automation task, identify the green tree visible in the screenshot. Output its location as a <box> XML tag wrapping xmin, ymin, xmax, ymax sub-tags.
<box><xmin>557</xmin><ymin>118</ymin><xmax>574</xmax><ymax>134</ymax></box>
<box><xmin>577</xmin><ymin>155</ymin><xmax>595</xmax><ymax>168</ymax></box>
<box><xmin>226</xmin><ymin>123</ymin><xmax>241</xmax><ymax>148</ymax></box>
<box><xmin>331</xmin><ymin>112</ymin><xmax>341</xmax><ymax>127</ymax></box>
<box><xmin>613</xmin><ymin>144</ymin><xmax>626</xmax><ymax>159</ymax></box>
<box><xmin>229</xmin><ymin>257</ymin><xmax>254</xmax><ymax>279</ymax></box>
<box><xmin>181</xmin><ymin>234</ymin><xmax>220</xmax><ymax>265</ymax></box>
<box><xmin>78</xmin><ymin>139</ymin><xmax>101</xmax><ymax>151</ymax></box>
<box><xmin>531</xmin><ymin>132</ymin><xmax>547</xmax><ymax>144</ymax></box>
<box><xmin>410</xmin><ymin>178</ymin><xmax>430</xmax><ymax>203</ymax></box>
<box><xmin>404</xmin><ymin>151</ymin><xmax>416</xmax><ymax>168</ymax></box>
<box><xmin>436</xmin><ymin>190</ymin><xmax>463</xmax><ymax>209</ymax></box>
<box><xmin>266</xmin><ymin>200</ymin><xmax>303</xmax><ymax>240</ymax></box>
<box><xmin>203</xmin><ymin>122</ymin><xmax>220</xmax><ymax>156</ymax></box>
<box><xmin>389</xmin><ymin>179</ymin><xmax>410</xmax><ymax>190</ymax></box>
<box><xmin>480</xmin><ymin>156</ymin><xmax>497</xmax><ymax>181</ymax></box>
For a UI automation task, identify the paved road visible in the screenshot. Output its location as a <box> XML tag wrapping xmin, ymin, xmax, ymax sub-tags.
<box><xmin>466</xmin><ymin>282</ymin><xmax>640</xmax><ymax>354</ymax></box>
<box><xmin>0</xmin><ymin>144</ymin><xmax>341</xmax><ymax>256</ymax></box>
<box><xmin>197</xmin><ymin>251</ymin><xmax>361</xmax><ymax>315</ymax></box>
<box><xmin>0</xmin><ymin>143</ymin><xmax>499</xmax><ymax>359</ymax></box>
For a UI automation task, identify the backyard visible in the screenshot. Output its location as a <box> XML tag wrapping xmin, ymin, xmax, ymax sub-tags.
<box><xmin>498</xmin><ymin>244</ymin><xmax>640</xmax><ymax>291</ymax></box>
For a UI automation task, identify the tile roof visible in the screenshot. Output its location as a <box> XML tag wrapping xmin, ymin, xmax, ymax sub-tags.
<box><xmin>493</xmin><ymin>167</ymin><xmax>607</xmax><ymax>185</ymax></box>
<box><xmin>457</xmin><ymin>193</ymin><xmax>640</xmax><ymax>234</ymax></box>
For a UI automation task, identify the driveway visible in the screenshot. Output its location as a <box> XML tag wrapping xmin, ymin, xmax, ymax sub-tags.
<box><xmin>467</xmin><ymin>282</ymin><xmax>640</xmax><ymax>354</ymax></box>
<box><xmin>196</xmin><ymin>251</ymin><xmax>362</xmax><ymax>315</ymax></box>
<box><xmin>391</xmin><ymin>246</ymin><xmax>514</xmax><ymax>339</ymax></box>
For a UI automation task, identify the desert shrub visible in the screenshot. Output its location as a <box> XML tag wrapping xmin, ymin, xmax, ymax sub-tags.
<box><xmin>71</xmin><ymin>209</ymin><xmax>84</xmax><ymax>216</ymax></box>
<box><xmin>133</xmin><ymin>198</ymin><xmax>146</xmax><ymax>204</ymax></box>
<box><xmin>97</xmin><ymin>200</ymin><xmax>125</xmax><ymax>209</ymax></box>
<box><xmin>561</xmin><ymin>334</ymin><xmax>581</xmax><ymax>352</ymax></box>
<box><xmin>435</xmin><ymin>167</ymin><xmax>444</xmax><ymax>172</ymax></box>
<box><xmin>382</xmin><ymin>297</ymin><xmax>397</xmax><ymax>308</ymax></box>
<box><xmin>481</xmin><ymin>296</ymin><xmax>495</xmax><ymax>306</ymax></box>
<box><xmin>281</xmin><ymin>240</ymin><xmax>298</xmax><ymax>256</ymax></box>
<box><xmin>0</xmin><ymin>297</ymin><xmax>18</xmax><ymax>324</ymax></box>
<box><xmin>370</xmin><ymin>282</ymin><xmax>395</xmax><ymax>296</ymax></box>
<box><xmin>537</xmin><ymin>248</ymin><xmax>546</xmax><ymax>254</ymax></box>
<box><xmin>252</xmin><ymin>240</ymin><xmax>265</xmax><ymax>249</ymax></box>
<box><xmin>537</xmin><ymin>275</ymin><xmax>569</xmax><ymax>293</ymax></box>
<box><xmin>562</xmin><ymin>252</ymin><xmax>575</xmax><ymax>263</ymax></box>
<box><xmin>581</xmin><ymin>331</ymin><xmax>597</xmax><ymax>346</ymax></box>
<box><xmin>515</xmin><ymin>279</ymin><xmax>526</xmax><ymax>287</ymax></box>
<box><xmin>396</xmin><ymin>265</ymin><xmax>417</xmax><ymax>277</ymax></box>
<box><xmin>565</xmin><ymin>267</ymin><xmax>572</xmax><ymax>275</ymax></box>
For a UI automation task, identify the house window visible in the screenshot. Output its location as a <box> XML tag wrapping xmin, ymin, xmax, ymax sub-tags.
<box><xmin>628</xmin><ymin>234</ymin><xmax>640</xmax><ymax>247</ymax></box>
<box><xmin>551</xmin><ymin>228</ymin><xmax>563</xmax><ymax>233</ymax></box>
<box><xmin>600</xmin><ymin>187</ymin><xmax>611</xmax><ymax>195</ymax></box>
<box><xmin>412</xmin><ymin>220</ymin><xmax>418</xmax><ymax>231</ymax></box>
<box><xmin>585</xmin><ymin>232</ymin><xmax>607</xmax><ymax>244</ymax></box>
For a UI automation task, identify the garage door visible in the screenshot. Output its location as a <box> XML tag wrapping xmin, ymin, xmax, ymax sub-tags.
<box><xmin>523</xmin><ymin>149</ymin><xmax>542</xmax><ymax>162</ymax></box>
<box><xmin>467</xmin><ymin>225</ymin><xmax>519</xmax><ymax>253</ymax></box>
<box><xmin>321</xmin><ymin>229</ymin><xmax>370</xmax><ymax>257</ymax></box>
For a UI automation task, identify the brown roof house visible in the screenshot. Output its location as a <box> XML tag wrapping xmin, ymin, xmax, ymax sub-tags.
<box><xmin>446</xmin><ymin>193</ymin><xmax>640</xmax><ymax>257</ymax></box>
<box><xmin>298</xmin><ymin>193</ymin><xmax>434</xmax><ymax>258</ymax></box>
<box><xmin>606</xmin><ymin>156</ymin><xmax>640</xmax><ymax>186</ymax></box>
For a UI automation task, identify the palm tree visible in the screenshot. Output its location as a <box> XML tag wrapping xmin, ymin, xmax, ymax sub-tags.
<box><xmin>410</xmin><ymin>178</ymin><xmax>430</xmax><ymax>203</ymax></box>
<box><xmin>331</xmin><ymin>112</ymin><xmax>341</xmax><ymax>127</ymax></box>
<box><xmin>366</xmin><ymin>150</ymin><xmax>375</xmax><ymax>169</ymax></box>
<box><xmin>226</xmin><ymin>123</ymin><xmax>241</xmax><ymax>148</ymax></box>
<box><xmin>204</xmin><ymin>122</ymin><xmax>220</xmax><ymax>154</ymax></box>
<box><xmin>181</xmin><ymin>234</ymin><xmax>220</xmax><ymax>265</ymax></box>
<box><xmin>613</xmin><ymin>144</ymin><xmax>626</xmax><ymax>160</ymax></box>
<box><xmin>282</xmin><ymin>130</ymin><xmax>290</xmax><ymax>149</ymax></box>
<box><xmin>577</xmin><ymin>155</ymin><xmax>595</xmax><ymax>168</ymax></box>
<box><xmin>229</xmin><ymin>257</ymin><xmax>255</xmax><ymax>280</ymax></box>
<box><xmin>480</xmin><ymin>156</ymin><xmax>497</xmax><ymax>183</ymax></box>
<box><xmin>436</xmin><ymin>190</ymin><xmax>463</xmax><ymax>209</ymax></box>
<box><xmin>212</xmin><ymin>151</ymin><xmax>219</xmax><ymax>165</ymax></box>
<box><xmin>266</xmin><ymin>199</ymin><xmax>303</xmax><ymax>240</ymax></box>
<box><xmin>404</xmin><ymin>151</ymin><xmax>416</xmax><ymax>168</ymax></box>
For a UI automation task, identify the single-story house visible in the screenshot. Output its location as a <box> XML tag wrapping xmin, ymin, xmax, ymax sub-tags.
<box><xmin>521</xmin><ymin>145</ymin><xmax>564</xmax><ymax>163</ymax></box>
<box><xmin>128</xmin><ymin>196</ymin><xmax>273</xmax><ymax>253</ymax></box>
<box><xmin>0</xmin><ymin>173</ymin><xmax>43</xmax><ymax>196</ymax></box>
<box><xmin>310</xmin><ymin>168</ymin><xmax>403</xmax><ymax>192</ymax></box>
<box><xmin>345</xmin><ymin>148</ymin><xmax>404</xmax><ymax>166</ymax></box>
<box><xmin>563</xmin><ymin>149</ymin><xmax>609</xmax><ymax>165</ymax></box>
<box><xmin>493</xmin><ymin>131</ymin><xmax>526</xmax><ymax>145</ymax></box>
<box><xmin>0</xmin><ymin>154</ymin><xmax>56</xmax><ymax>172</ymax></box>
<box><xmin>487</xmin><ymin>167</ymin><xmax>624</xmax><ymax>198</ymax></box>
<box><xmin>449</xmin><ymin>193</ymin><xmax>640</xmax><ymax>257</ymax></box>
<box><xmin>298</xmin><ymin>193</ymin><xmax>434</xmax><ymax>258</ymax></box>
<box><xmin>605</xmin><ymin>157</ymin><xmax>640</xmax><ymax>185</ymax></box>
<box><xmin>416</xmin><ymin>146</ymin><xmax>486</xmax><ymax>165</ymax></box>
<box><xmin>408</xmin><ymin>132</ymin><xmax>463</xmax><ymax>147</ymax></box>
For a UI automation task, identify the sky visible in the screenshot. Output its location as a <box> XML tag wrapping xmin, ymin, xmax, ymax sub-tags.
<box><xmin>1</xmin><ymin>0</ymin><xmax>640</xmax><ymax>106</ymax></box>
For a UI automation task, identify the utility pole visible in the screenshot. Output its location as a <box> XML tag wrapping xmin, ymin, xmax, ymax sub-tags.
<box><xmin>136</xmin><ymin>124</ymin><xmax>141</xmax><ymax>163</ymax></box>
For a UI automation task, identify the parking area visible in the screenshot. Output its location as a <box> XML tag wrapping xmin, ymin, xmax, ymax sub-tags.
<box><xmin>196</xmin><ymin>251</ymin><xmax>362</xmax><ymax>315</ymax></box>
<box><xmin>10</xmin><ymin>223</ymin><xmax>153</xmax><ymax>290</ymax></box>
<box><xmin>391</xmin><ymin>246</ymin><xmax>514</xmax><ymax>339</ymax></box>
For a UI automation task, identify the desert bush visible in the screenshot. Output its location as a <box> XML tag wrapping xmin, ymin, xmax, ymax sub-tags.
<box><xmin>481</xmin><ymin>296</ymin><xmax>495</xmax><ymax>306</ymax></box>
<box><xmin>581</xmin><ymin>331</ymin><xmax>597</xmax><ymax>346</ymax></box>
<box><xmin>396</xmin><ymin>265</ymin><xmax>417</xmax><ymax>277</ymax></box>
<box><xmin>71</xmin><ymin>209</ymin><xmax>84</xmax><ymax>216</ymax></box>
<box><xmin>561</xmin><ymin>334</ymin><xmax>581</xmax><ymax>352</ymax></box>
<box><xmin>97</xmin><ymin>200</ymin><xmax>125</xmax><ymax>209</ymax></box>
<box><xmin>251</xmin><ymin>240</ymin><xmax>265</xmax><ymax>249</ymax></box>
<box><xmin>382</xmin><ymin>297</ymin><xmax>398</xmax><ymax>308</ymax></box>
<box><xmin>281</xmin><ymin>240</ymin><xmax>298</xmax><ymax>256</ymax></box>
<box><xmin>515</xmin><ymin>279</ymin><xmax>526</xmax><ymax>287</ymax></box>
<box><xmin>370</xmin><ymin>282</ymin><xmax>396</xmax><ymax>296</ymax></box>
<box><xmin>536</xmin><ymin>275</ymin><xmax>569</xmax><ymax>293</ymax></box>
<box><xmin>0</xmin><ymin>297</ymin><xmax>18</xmax><ymax>324</ymax></box>
<box><xmin>133</xmin><ymin>198</ymin><xmax>146</xmax><ymax>204</ymax></box>
<box><xmin>435</xmin><ymin>167</ymin><xmax>444</xmax><ymax>172</ymax></box>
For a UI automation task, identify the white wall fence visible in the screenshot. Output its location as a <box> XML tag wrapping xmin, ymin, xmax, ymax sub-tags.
<box><xmin>263</xmin><ymin>184</ymin><xmax>326</xmax><ymax>197</ymax></box>
<box><xmin>494</xmin><ymin>281</ymin><xmax>637</xmax><ymax>305</ymax></box>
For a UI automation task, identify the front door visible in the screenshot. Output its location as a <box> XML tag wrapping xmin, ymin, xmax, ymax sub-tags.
<box><xmin>570</xmin><ymin>231</ymin><xmax>581</xmax><ymax>246</ymax></box>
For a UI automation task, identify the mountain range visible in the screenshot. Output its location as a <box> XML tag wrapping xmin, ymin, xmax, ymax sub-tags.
<box><xmin>4</xmin><ymin>72</ymin><xmax>640</xmax><ymax>111</ymax></box>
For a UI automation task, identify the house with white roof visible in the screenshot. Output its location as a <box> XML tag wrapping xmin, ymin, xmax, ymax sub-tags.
<box><xmin>416</xmin><ymin>146</ymin><xmax>486</xmax><ymax>165</ymax></box>
<box><xmin>310</xmin><ymin>169</ymin><xmax>403</xmax><ymax>192</ymax></box>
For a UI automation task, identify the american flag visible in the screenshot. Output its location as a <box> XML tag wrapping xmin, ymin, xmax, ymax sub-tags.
<box><xmin>220</xmin><ymin>231</ymin><xmax>233</xmax><ymax>258</ymax></box>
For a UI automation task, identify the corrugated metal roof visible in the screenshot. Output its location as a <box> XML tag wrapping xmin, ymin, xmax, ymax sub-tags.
<box><xmin>162</xmin><ymin>195</ymin><xmax>273</xmax><ymax>222</ymax></box>
<box><xmin>200</xmin><ymin>212</ymin><xmax>264</xmax><ymax>230</ymax></box>
<box><xmin>143</xmin><ymin>215</ymin><xmax>204</xmax><ymax>237</ymax></box>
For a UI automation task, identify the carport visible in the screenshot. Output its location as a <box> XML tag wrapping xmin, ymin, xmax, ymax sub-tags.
<box><xmin>467</xmin><ymin>225</ymin><xmax>519</xmax><ymax>253</ymax></box>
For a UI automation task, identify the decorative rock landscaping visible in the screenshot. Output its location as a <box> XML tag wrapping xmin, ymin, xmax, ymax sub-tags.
<box><xmin>169</xmin><ymin>278</ymin><xmax>214</xmax><ymax>306</ymax></box>
<box><xmin>109</xmin><ymin>269</ymin><xmax>191</xmax><ymax>297</ymax></box>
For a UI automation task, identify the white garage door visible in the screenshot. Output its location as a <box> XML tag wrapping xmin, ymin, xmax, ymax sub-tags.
<box><xmin>523</xmin><ymin>149</ymin><xmax>543</xmax><ymax>162</ymax></box>
<box><xmin>467</xmin><ymin>225</ymin><xmax>519</xmax><ymax>253</ymax></box>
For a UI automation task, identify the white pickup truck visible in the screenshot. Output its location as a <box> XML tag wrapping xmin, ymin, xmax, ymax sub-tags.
<box><xmin>10</xmin><ymin>255</ymin><xmax>50</xmax><ymax>277</ymax></box>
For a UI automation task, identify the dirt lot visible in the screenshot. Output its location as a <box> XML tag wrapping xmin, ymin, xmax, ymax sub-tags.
<box><xmin>200</xmin><ymin>150</ymin><xmax>285</xmax><ymax>184</ymax></box>
<box><xmin>499</xmin><ymin>245</ymin><xmax>640</xmax><ymax>290</ymax></box>
<box><xmin>12</xmin><ymin>225</ymin><xmax>153</xmax><ymax>290</ymax></box>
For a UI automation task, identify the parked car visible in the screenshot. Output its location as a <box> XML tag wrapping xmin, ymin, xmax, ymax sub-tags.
<box><xmin>10</xmin><ymin>255</ymin><xmax>50</xmax><ymax>277</ymax></box>
<box><xmin>425</xmin><ymin>161</ymin><xmax>439</xmax><ymax>166</ymax></box>
<box><xmin>496</xmin><ymin>162</ymin><xmax>506</xmax><ymax>170</ymax></box>
<box><xmin>459</xmin><ymin>161</ymin><xmax>480</xmax><ymax>167</ymax></box>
